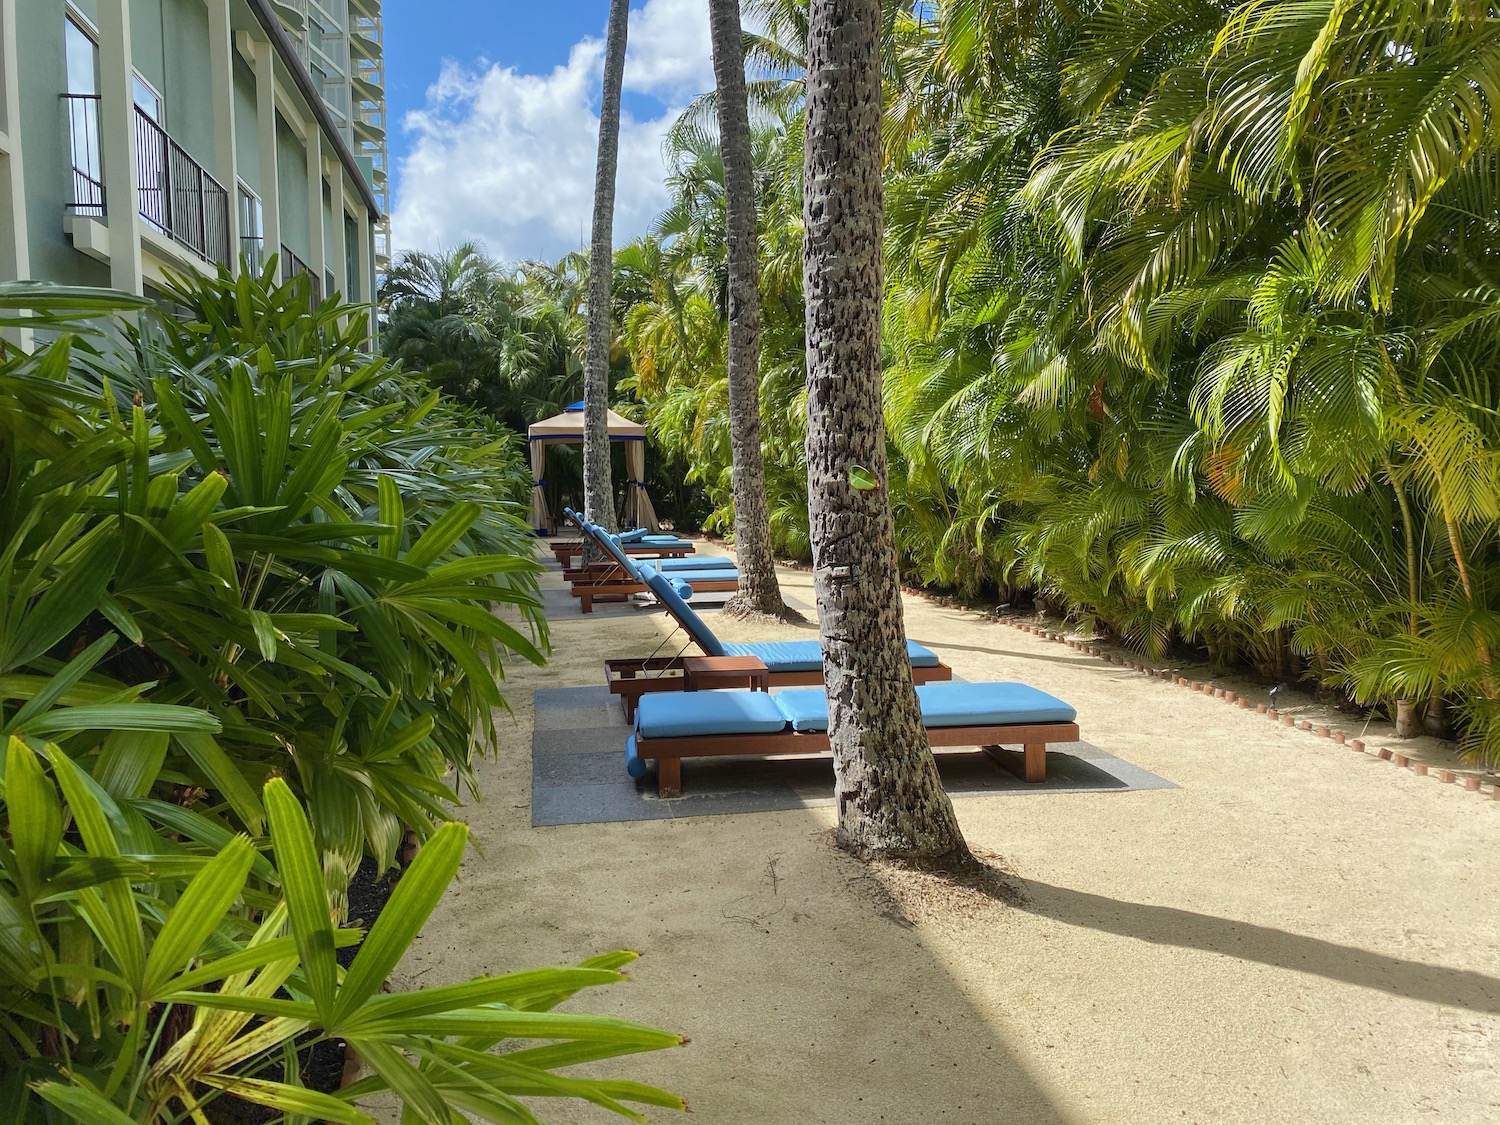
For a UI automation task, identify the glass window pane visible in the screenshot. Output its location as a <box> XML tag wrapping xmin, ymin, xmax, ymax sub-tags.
<box><xmin>132</xmin><ymin>75</ymin><xmax>161</xmax><ymax>122</ymax></box>
<box><xmin>65</xmin><ymin>18</ymin><xmax>97</xmax><ymax>95</ymax></box>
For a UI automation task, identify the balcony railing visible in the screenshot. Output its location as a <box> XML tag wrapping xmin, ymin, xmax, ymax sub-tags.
<box><xmin>135</xmin><ymin>109</ymin><xmax>231</xmax><ymax>266</ymax></box>
<box><xmin>63</xmin><ymin>94</ymin><xmax>105</xmax><ymax>218</ymax></box>
<box><xmin>62</xmin><ymin>94</ymin><xmax>231</xmax><ymax>268</ymax></box>
<box><xmin>280</xmin><ymin>244</ymin><xmax>322</xmax><ymax>302</ymax></box>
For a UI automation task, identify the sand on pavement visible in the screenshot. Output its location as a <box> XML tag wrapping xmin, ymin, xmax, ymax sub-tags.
<box><xmin>391</xmin><ymin>544</ymin><xmax>1500</xmax><ymax>1125</ymax></box>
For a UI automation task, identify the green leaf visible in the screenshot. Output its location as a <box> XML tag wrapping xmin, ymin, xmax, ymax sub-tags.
<box><xmin>32</xmin><ymin>1082</ymin><xmax>139</xmax><ymax>1125</ymax></box>
<box><xmin>4</xmin><ymin>633</ymin><xmax>117</xmax><ymax>733</ymax></box>
<box><xmin>16</xmin><ymin>704</ymin><xmax>220</xmax><ymax>737</ymax></box>
<box><xmin>140</xmin><ymin>835</ymin><xmax>255</xmax><ymax>999</ymax></box>
<box><xmin>6</xmin><ymin>737</ymin><xmax>63</xmax><ymax>897</ymax></box>
<box><xmin>5</xmin><ymin>534</ymin><xmax>122</xmax><ymax>671</ymax></box>
<box><xmin>332</xmin><ymin>822</ymin><xmax>466</xmax><ymax>1023</ymax></box>
<box><xmin>91</xmin><ymin>729</ymin><xmax>169</xmax><ymax>799</ymax></box>
<box><xmin>263</xmin><ymin>778</ymin><xmax>339</xmax><ymax>1022</ymax></box>
<box><xmin>163</xmin><ymin>930</ymin><xmax>363</xmax><ymax>995</ymax></box>
<box><xmin>196</xmin><ymin>1075</ymin><xmax>375</xmax><ymax>1125</ymax></box>
<box><xmin>174</xmin><ymin>731</ymin><xmax>265</xmax><ymax>835</ymax></box>
<box><xmin>350</xmin><ymin>1039</ymin><xmax>452</xmax><ymax>1125</ymax></box>
<box><xmin>848</xmin><ymin>465</ymin><xmax>882</xmax><ymax>491</ymax></box>
<box><xmin>404</xmin><ymin>501</ymin><xmax>481</xmax><ymax>569</ymax></box>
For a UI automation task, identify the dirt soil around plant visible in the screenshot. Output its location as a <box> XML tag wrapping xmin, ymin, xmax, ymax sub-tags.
<box><xmin>389</xmin><ymin>542</ymin><xmax>1500</xmax><ymax>1124</ymax></box>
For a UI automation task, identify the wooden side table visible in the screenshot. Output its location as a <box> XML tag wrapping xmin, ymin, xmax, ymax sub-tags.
<box><xmin>681</xmin><ymin>655</ymin><xmax>769</xmax><ymax>694</ymax></box>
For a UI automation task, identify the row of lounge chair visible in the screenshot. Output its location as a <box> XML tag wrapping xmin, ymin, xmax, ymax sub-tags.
<box><xmin>545</xmin><ymin>511</ymin><xmax>1082</xmax><ymax>797</ymax></box>
<box><xmin>557</xmin><ymin>509</ymin><xmax>740</xmax><ymax>612</ymax></box>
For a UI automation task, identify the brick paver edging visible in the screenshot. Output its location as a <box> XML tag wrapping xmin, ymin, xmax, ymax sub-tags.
<box><xmin>995</xmin><ymin>617</ymin><xmax>1500</xmax><ymax>804</ymax></box>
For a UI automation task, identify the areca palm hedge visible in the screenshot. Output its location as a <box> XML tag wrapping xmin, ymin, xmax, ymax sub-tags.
<box><xmin>620</xmin><ymin>0</ymin><xmax>1500</xmax><ymax>764</ymax></box>
<box><xmin>0</xmin><ymin>271</ymin><xmax>683</xmax><ymax>1122</ymax></box>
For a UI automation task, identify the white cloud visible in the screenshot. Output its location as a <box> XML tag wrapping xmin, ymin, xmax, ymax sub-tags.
<box><xmin>624</xmin><ymin>0</ymin><xmax>714</xmax><ymax>98</ymax></box>
<box><xmin>390</xmin><ymin>0</ymin><xmax>713</xmax><ymax>264</ymax></box>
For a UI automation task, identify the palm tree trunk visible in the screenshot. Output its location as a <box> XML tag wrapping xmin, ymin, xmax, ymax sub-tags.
<box><xmin>709</xmin><ymin>0</ymin><xmax>798</xmax><ymax>621</ymax></box>
<box><xmin>582</xmin><ymin>0</ymin><xmax>628</xmax><ymax>547</ymax></box>
<box><xmin>802</xmin><ymin>0</ymin><xmax>969</xmax><ymax>864</ymax></box>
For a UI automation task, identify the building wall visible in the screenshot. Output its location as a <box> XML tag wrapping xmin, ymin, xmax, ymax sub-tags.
<box><xmin>232</xmin><ymin>53</ymin><xmax>259</xmax><ymax>193</ymax></box>
<box><xmin>15</xmin><ymin>1</ymin><xmax>107</xmax><ymax>285</ymax></box>
<box><xmin>0</xmin><ymin>0</ymin><xmax>380</xmax><ymax>321</ymax></box>
<box><xmin>274</xmin><ymin>111</ymin><xmax>309</xmax><ymax>258</ymax></box>
<box><xmin>158</xmin><ymin>0</ymin><xmax>214</xmax><ymax>169</ymax></box>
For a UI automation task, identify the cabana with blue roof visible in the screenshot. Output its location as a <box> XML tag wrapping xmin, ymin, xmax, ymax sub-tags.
<box><xmin>527</xmin><ymin>401</ymin><xmax>661</xmax><ymax>533</ymax></box>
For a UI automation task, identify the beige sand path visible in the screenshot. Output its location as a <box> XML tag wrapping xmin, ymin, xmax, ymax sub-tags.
<box><xmin>394</xmin><ymin>546</ymin><xmax>1500</xmax><ymax>1124</ymax></box>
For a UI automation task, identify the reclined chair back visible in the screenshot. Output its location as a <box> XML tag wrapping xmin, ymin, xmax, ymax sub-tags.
<box><xmin>583</xmin><ymin>520</ymin><xmax>647</xmax><ymax>581</ymax></box>
<box><xmin>641</xmin><ymin>568</ymin><xmax>727</xmax><ymax>657</ymax></box>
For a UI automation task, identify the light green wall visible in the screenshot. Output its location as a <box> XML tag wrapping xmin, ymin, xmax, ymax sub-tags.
<box><xmin>275</xmin><ymin>113</ymin><xmax>308</xmax><ymax>256</ymax></box>
<box><xmin>343</xmin><ymin>214</ymin><xmax>359</xmax><ymax>301</ymax></box>
<box><xmin>159</xmin><ymin>0</ymin><xmax>213</xmax><ymax>168</ymax></box>
<box><xmin>70</xmin><ymin>1</ymin><xmax>100</xmax><ymax>29</ymax></box>
<box><xmin>126</xmin><ymin>0</ymin><xmax>213</xmax><ymax>171</ymax></box>
<box><xmin>17</xmin><ymin>1</ymin><xmax>107</xmax><ymax>285</ymax></box>
<box><xmin>322</xmin><ymin>179</ymin><xmax>333</xmax><ymax>269</ymax></box>
<box><xmin>232</xmin><ymin>55</ymin><xmax>259</xmax><ymax>193</ymax></box>
<box><xmin>128</xmin><ymin>0</ymin><xmax>163</xmax><ymax>97</ymax></box>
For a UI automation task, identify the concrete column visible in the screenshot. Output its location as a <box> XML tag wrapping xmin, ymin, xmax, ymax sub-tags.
<box><xmin>0</xmin><ymin>0</ymin><xmax>31</xmax><ymax>286</ymax></box>
<box><xmin>0</xmin><ymin>0</ymin><xmax>28</xmax><ymax>349</ymax></box>
<box><xmin>252</xmin><ymin>38</ymin><xmax>279</xmax><ymax>276</ymax></box>
<box><xmin>305</xmin><ymin>128</ymin><xmax>325</xmax><ymax>293</ymax></box>
<box><xmin>355</xmin><ymin>201</ymin><xmax>374</xmax><ymax>339</ymax></box>
<box><xmin>206</xmin><ymin>0</ymin><xmax>239</xmax><ymax>267</ymax></box>
<box><xmin>329</xmin><ymin>170</ymin><xmax>348</xmax><ymax>301</ymax></box>
<box><xmin>97</xmin><ymin>0</ymin><xmax>143</xmax><ymax>292</ymax></box>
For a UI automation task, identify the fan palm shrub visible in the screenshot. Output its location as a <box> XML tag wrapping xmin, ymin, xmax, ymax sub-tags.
<box><xmin>1</xmin><ymin>271</ymin><xmax>545</xmax><ymax>881</ymax></box>
<box><xmin>2</xmin><ymin>760</ymin><xmax>683</xmax><ymax>1123</ymax></box>
<box><xmin>0</xmin><ymin>273</ymin><xmax>683</xmax><ymax>1122</ymax></box>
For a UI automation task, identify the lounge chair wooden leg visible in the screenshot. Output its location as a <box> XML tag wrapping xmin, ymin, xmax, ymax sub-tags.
<box><xmin>1023</xmin><ymin>742</ymin><xmax>1046</xmax><ymax>783</ymax></box>
<box><xmin>657</xmin><ymin>757</ymin><xmax>681</xmax><ymax>799</ymax></box>
<box><xmin>982</xmin><ymin>743</ymin><xmax>1048</xmax><ymax>783</ymax></box>
<box><xmin>580</xmin><ymin>592</ymin><xmax>593</xmax><ymax>614</ymax></box>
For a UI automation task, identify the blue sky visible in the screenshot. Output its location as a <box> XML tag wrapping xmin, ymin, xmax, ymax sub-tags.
<box><xmin>384</xmin><ymin>1</ymin><xmax>716</xmax><ymax>264</ymax></box>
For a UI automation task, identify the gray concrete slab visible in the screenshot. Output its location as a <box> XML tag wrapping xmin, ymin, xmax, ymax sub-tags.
<box><xmin>531</xmin><ymin>685</ymin><xmax>1177</xmax><ymax>827</ymax></box>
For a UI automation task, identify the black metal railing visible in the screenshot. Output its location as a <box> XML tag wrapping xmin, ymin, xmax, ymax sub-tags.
<box><xmin>134</xmin><ymin>108</ymin><xmax>230</xmax><ymax>266</ymax></box>
<box><xmin>280</xmin><ymin>244</ymin><xmax>322</xmax><ymax>302</ymax></box>
<box><xmin>62</xmin><ymin>95</ymin><xmax>230</xmax><ymax>267</ymax></box>
<box><xmin>62</xmin><ymin>94</ymin><xmax>105</xmax><ymax>217</ymax></box>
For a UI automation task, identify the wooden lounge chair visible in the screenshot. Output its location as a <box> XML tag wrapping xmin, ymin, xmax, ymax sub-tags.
<box><xmin>605</xmin><ymin>567</ymin><xmax>954</xmax><ymax>716</ymax></box>
<box><xmin>625</xmin><ymin>681</ymin><xmax>1081</xmax><ymax>797</ymax></box>
<box><xmin>569</xmin><ymin>521</ymin><xmax>739</xmax><ymax>613</ymax></box>
<box><xmin>550</xmin><ymin>509</ymin><xmax>696</xmax><ymax>567</ymax></box>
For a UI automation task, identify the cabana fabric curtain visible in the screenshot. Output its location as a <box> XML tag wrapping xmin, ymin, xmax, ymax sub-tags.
<box><xmin>526</xmin><ymin>404</ymin><xmax>661</xmax><ymax>532</ymax></box>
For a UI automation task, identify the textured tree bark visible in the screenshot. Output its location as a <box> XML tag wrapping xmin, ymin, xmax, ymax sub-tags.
<box><xmin>801</xmin><ymin>0</ymin><xmax>970</xmax><ymax>863</ymax></box>
<box><xmin>709</xmin><ymin>0</ymin><xmax>799</xmax><ymax>622</ymax></box>
<box><xmin>582</xmin><ymin>0</ymin><xmax>628</xmax><ymax>551</ymax></box>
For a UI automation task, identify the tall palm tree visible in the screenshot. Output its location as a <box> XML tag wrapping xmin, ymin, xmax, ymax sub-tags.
<box><xmin>709</xmin><ymin>0</ymin><xmax>798</xmax><ymax>620</ymax></box>
<box><xmin>802</xmin><ymin>0</ymin><xmax>970</xmax><ymax>862</ymax></box>
<box><xmin>583</xmin><ymin>0</ymin><xmax>630</xmax><ymax>538</ymax></box>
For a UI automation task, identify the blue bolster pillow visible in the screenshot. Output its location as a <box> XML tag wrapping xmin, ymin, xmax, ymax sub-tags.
<box><xmin>669</xmin><ymin>577</ymin><xmax>694</xmax><ymax>602</ymax></box>
<box><xmin>618</xmin><ymin>528</ymin><xmax>648</xmax><ymax>543</ymax></box>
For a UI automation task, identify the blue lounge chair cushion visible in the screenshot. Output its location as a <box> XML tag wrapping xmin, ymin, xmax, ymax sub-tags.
<box><xmin>626</xmin><ymin>733</ymin><xmax>646</xmax><ymax>778</ymax></box>
<box><xmin>659</xmin><ymin>569</ymin><xmax>740</xmax><ymax>584</ymax></box>
<box><xmin>599</xmin><ymin>538</ymin><xmax>646</xmax><ymax>580</ymax></box>
<box><xmin>669</xmin><ymin>578</ymin><xmax>694</xmax><ymax>601</ymax></box>
<box><xmin>618</xmin><ymin>528</ymin><xmax>648</xmax><ymax>543</ymax></box>
<box><xmin>721</xmin><ymin>638</ymin><xmax>941</xmax><ymax>673</ymax></box>
<box><xmin>772</xmin><ymin>682</ymin><xmax>1077</xmax><ymax>733</ymax></box>
<box><xmin>635</xmin><ymin>690</ymin><xmax>788</xmax><ymax>738</ymax></box>
<box><xmin>654</xmin><ymin>555</ymin><xmax>736</xmax><ymax>571</ymax></box>
<box><xmin>642</xmin><ymin>569</ymin><xmax>727</xmax><ymax>656</ymax></box>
